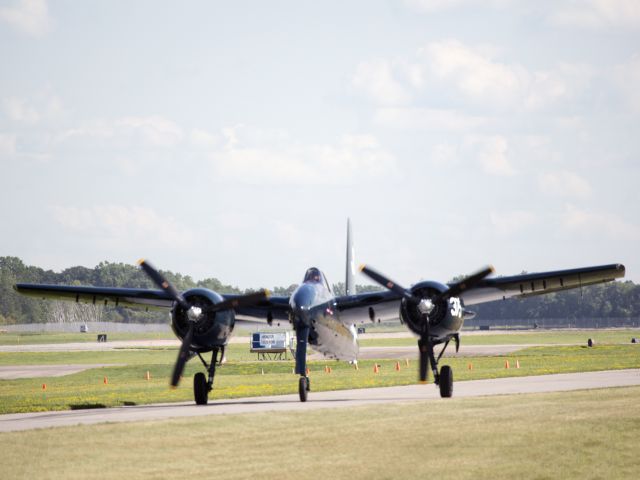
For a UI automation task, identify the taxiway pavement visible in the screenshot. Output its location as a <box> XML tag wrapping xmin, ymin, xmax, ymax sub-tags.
<box><xmin>1</xmin><ymin>369</ymin><xmax>638</xmax><ymax>433</ymax></box>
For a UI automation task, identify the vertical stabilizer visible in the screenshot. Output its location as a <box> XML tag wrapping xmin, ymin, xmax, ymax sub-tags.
<box><xmin>345</xmin><ymin>218</ymin><xmax>356</xmax><ymax>296</ymax></box>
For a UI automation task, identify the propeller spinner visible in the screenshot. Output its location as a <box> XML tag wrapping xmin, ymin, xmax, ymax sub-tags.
<box><xmin>137</xmin><ymin>259</ymin><xmax>270</xmax><ymax>387</ymax></box>
<box><xmin>359</xmin><ymin>264</ymin><xmax>494</xmax><ymax>383</ymax></box>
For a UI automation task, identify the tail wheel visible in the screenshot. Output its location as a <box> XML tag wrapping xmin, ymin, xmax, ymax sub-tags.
<box><xmin>439</xmin><ymin>365</ymin><xmax>453</xmax><ymax>398</ymax></box>
<box><xmin>194</xmin><ymin>372</ymin><xmax>208</xmax><ymax>405</ymax></box>
<box><xmin>298</xmin><ymin>376</ymin><xmax>308</xmax><ymax>402</ymax></box>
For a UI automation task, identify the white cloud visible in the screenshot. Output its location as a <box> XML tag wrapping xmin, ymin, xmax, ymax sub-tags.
<box><xmin>351</xmin><ymin>58</ymin><xmax>413</xmax><ymax>105</ymax></box>
<box><xmin>49</xmin><ymin>205</ymin><xmax>194</xmax><ymax>249</ymax></box>
<box><xmin>0</xmin><ymin>133</ymin><xmax>17</xmax><ymax>156</ymax></box>
<box><xmin>614</xmin><ymin>54</ymin><xmax>640</xmax><ymax>113</ymax></box>
<box><xmin>210</xmin><ymin>128</ymin><xmax>399</xmax><ymax>185</ymax></box>
<box><xmin>189</xmin><ymin>128</ymin><xmax>221</xmax><ymax>149</ymax></box>
<box><xmin>0</xmin><ymin>0</ymin><xmax>51</xmax><ymax>36</ymax></box>
<box><xmin>374</xmin><ymin>107</ymin><xmax>487</xmax><ymax>131</ymax></box>
<box><xmin>403</xmin><ymin>0</ymin><xmax>511</xmax><ymax>13</ymax></box>
<box><xmin>431</xmin><ymin>143</ymin><xmax>458</xmax><ymax>166</ymax></box>
<box><xmin>562</xmin><ymin>204</ymin><xmax>640</xmax><ymax>240</ymax></box>
<box><xmin>3</xmin><ymin>97</ymin><xmax>40</xmax><ymax>124</ymax></box>
<box><xmin>352</xmin><ymin>39</ymin><xmax>592</xmax><ymax>113</ymax></box>
<box><xmin>538</xmin><ymin>171</ymin><xmax>592</xmax><ymax>198</ymax></box>
<box><xmin>115</xmin><ymin>116</ymin><xmax>183</xmax><ymax>148</ymax></box>
<box><xmin>57</xmin><ymin>115</ymin><xmax>184</xmax><ymax>149</ymax></box>
<box><xmin>2</xmin><ymin>93</ymin><xmax>64</xmax><ymax>124</ymax></box>
<box><xmin>467</xmin><ymin>135</ymin><xmax>515</xmax><ymax>176</ymax></box>
<box><xmin>420</xmin><ymin>40</ymin><xmax>590</xmax><ymax>109</ymax></box>
<box><xmin>550</xmin><ymin>0</ymin><xmax>640</xmax><ymax>29</ymax></box>
<box><xmin>490</xmin><ymin>210</ymin><xmax>538</xmax><ymax>235</ymax></box>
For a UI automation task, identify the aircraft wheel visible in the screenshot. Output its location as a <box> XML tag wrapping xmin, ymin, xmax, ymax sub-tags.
<box><xmin>194</xmin><ymin>372</ymin><xmax>208</xmax><ymax>405</ymax></box>
<box><xmin>298</xmin><ymin>376</ymin><xmax>308</xmax><ymax>402</ymax></box>
<box><xmin>439</xmin><ymin>365</ymin><xmax>453</xmax><ymax>398</ymax></box>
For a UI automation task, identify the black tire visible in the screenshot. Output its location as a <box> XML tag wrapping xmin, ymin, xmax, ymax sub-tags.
<box><xmin>439</xmin><ymin>365</ymin><xmax>453</xmax><ymax>398</ymax></box>
<box><xmin>298</xmin><ymin>376</ymin><xmax>308</xmax><ymax>402</ymax></box>
<box><xmin>194</xmin><ymin>372</ymin><xmax>208</xmax><ymax>405</ymax></box>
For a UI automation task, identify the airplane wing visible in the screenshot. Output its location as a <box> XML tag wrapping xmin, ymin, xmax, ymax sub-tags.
<box><xmin>333</xmin><ymin>263</ymin><xmax>625</xmax><ymax>323</ymax></box>
<box><xmin>460</xmin><ymin>263</ymin><xmax>626</xmax><ymax>306</ymax></box>
<box><xmin>14</xmin><ymin>284</ymin><xmax>175</xmax><ymax>310</ymax></box>
<box><xmin>225</xmin><ymin>294</ymin><xmax>291</xmax><ymax>322</ymax></box>
<box><xmin>14</xmin><ymin>283</ymin><xmax>292</xmax><ymax>320</ymax></box>
<box><xmin>335</xmin><ymin>290</ymin><xmax>402</xmax><ymax>324</ymax></box>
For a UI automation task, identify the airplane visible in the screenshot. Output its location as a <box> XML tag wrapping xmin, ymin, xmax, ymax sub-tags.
<box><xmin>14</xmin><ymin>220</ymin><xmax>626</xmax><ymax>404</ymax></box>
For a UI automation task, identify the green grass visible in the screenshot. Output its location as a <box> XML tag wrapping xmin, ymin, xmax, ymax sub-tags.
<box><xmin>360</xmin><ymin>328</ymin><xmax>640</xmax><ymax>347</ymax></box>
<box><xmin>1</xmin><ymin>344</ymin><xmax>638</xmax><ymax>414</ymax></box>
<box><xmin>1</xmin><ymin>386</ymin><xmax>639</xmax><ymax>479</ymax></box>
<box><xmin>0</xmin><ymin>331</ymin><xmax>175</xmax><ymax>345</ymax></box>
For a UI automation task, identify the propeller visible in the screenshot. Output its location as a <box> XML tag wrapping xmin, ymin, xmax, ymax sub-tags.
<box><xmin>137</xmin><ymin>259</ymin><xmax>270</xmax><ymax>387</ymax></box>
<box><xmin>359</xmin><ymin>264</ymin><xmax>494</xmax><ymax>382</ymax></box>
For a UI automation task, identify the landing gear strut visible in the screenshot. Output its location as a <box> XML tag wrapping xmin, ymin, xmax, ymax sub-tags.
<box><xmin>193</xmin><ymin>347</ymin><xmax>223</xmax><ymax>405</ymax></box>
<box><xmin>420</xmin><ymin>336</ymin><xmax>455</xmax><ymax>398</ymax></box>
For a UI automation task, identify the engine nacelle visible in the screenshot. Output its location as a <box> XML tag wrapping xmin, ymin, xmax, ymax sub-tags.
<box><xmin>399</xmin><ymin>280</ymin><xmax>465</xmax><ymax>339</ymax></box>
<box><xmin>171</xmin><ymin>288</ymin><xmax>235</xmax><ymax>350</ymax></box>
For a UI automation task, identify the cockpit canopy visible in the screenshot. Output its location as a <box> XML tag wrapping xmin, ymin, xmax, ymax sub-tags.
<box><xmin>303</xmin><ymin>267</ymin><xmax>331</xmax><ymax>290</ymax></box>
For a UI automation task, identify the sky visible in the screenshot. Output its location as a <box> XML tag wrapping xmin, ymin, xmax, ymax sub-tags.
<box><xmin>1</xmin><ymin>0</ymin><xmax>639</xmax><ymax>290</ymax></box>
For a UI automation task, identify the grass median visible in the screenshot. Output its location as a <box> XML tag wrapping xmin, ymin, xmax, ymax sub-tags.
<box><xmin>1</xmin><ymin>385</ymin><xmax>639</xmax><ymax>479</ymax></box>
<box><xmin>1</xmin><ymin>343</ymin><xmax>638</xmax><ymax>414</ymax></box>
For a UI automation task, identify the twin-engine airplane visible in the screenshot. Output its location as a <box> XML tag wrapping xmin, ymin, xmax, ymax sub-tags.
<box><xmin>15</xmin><ymin>220</ymin><xmax>625</xmax><ymax>404</ymax></box>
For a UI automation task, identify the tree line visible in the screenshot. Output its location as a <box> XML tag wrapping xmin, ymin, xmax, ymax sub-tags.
<box><xmin>0</xmin><ymin>256</ymin><xmax>638</xmax><ymax>325</ymax></box>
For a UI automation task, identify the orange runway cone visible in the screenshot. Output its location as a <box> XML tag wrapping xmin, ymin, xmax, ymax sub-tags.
<box><xmin>468</xmin><ymin>363</ymin><xmax>473</xmax><ymax>370</ymax></box>
<box><xmin>373</xmin><ymin>364</ymin><xmax>380</xmax><ymax>374</ymax></box>
<box><xmin>395</xmin><ymin>361</ymin><xmax>401</xmax><ymax>371</ymax></box>
<box><xmin>505</xmin><ymin>360</ymin><xmax>510</xmax><ymax>369</ymax></box>
<box><xmin>42</xmin><ymin>383</ymin><xmax>46</xmax><ymax>391</ymax></box>
<box><xmin>328</xmin><ymin>366</ymin><xmax>332</xmax><ymax>374</ymax></box>
<box><xmin>516</xmin><ymin>359</ymin><xmax>520</xmax><ymax>369</ymax></box>
<box><xmin>145</xmin><ymin>371</ymin><xmax>151</xmax><ymax>381</ymax></box>
<box><xmin>306</xmin><ymin>367</ymin><xmax>310</xmax><ymax>375</ymax></box>
<box><xmin>103</xmin><ymin>376</ymin><xmax>108</xmax><ymax>384</ymax></box>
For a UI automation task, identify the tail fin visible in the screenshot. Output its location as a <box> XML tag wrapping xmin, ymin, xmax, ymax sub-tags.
<box><xmin>345</xmin><ymin>218</ymin><xmax>356</xmax><ymax>296</ymax></box>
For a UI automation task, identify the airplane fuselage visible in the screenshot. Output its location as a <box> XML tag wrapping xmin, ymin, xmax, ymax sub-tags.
<box><xmin>289</xmin><ymin>273</ymin><xmax>359</xmax><ymax>361</ymax></box>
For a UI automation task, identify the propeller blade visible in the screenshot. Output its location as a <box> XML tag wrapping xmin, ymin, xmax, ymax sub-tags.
<box><xmin>359</xmin><ymin>264</ymin><xmax>416</xmax><ymax>302</ymax></box>
<box><xmin>418</xmin><ymin>337</ymin><xmax>429</xmax><ymax>383</ymax></box>
<box><xmin>138</xmin><ymin>259</ymin><xmax>190</xmax><ymax>310</ymax></box>
<box><xmin>436</xmin><ymin>265</ymin><xmax>494</xmax><ymax>301</ymax></box>
<box><xmin>206</xmin><ymin>289</ymin><xmax>271</xmax><ymax>313</ymax></box>
<box><xmin>170</xmin><ymin>323</ymin><xmax>194</xmax><ymax>387</ymax></box>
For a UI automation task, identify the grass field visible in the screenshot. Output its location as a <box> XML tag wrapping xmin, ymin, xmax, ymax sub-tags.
<box><xmin>2</xmin><ymin>327</ymin><xmax>638</xmax><ymax>346</ymax></box>
<box><xmin>1</xmin><ymin>342</ymin><xmax>638</xmax><ymax>414</ymax></box>
<box><xmin>0</xmin><ymin>331</ymin><xmax>175</xmax><ymax>345</ymax></box>
<box><xmin>1</xmin><ymin>386</ymin><xmax>639</xmax><ymax>479</ymax></box>
<box><xmin>360</xmin><ymin>328</ymin><xmax>640</xmax><ymax>347</ymax></box>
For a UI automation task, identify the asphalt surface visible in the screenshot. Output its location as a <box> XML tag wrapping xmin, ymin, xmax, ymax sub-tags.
<box><xmin>1</xmin><ymin>369</ymin><xmax>639</xmax><ymax>432</ymax></box>
<box><xmin>0</xmin><ymin>364</ymin><xmax>124</xmax><ymax>379</ymax></box>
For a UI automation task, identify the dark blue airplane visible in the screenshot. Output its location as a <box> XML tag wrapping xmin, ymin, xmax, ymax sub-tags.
<box><xmin>15</xmin><ymin>220</ymin><xmax>626</xmax><ymax>404</ymax></box>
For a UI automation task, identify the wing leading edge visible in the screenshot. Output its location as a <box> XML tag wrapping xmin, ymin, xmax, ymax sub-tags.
<box><xmin>14</xmin><ymin>283</ymin><xmax>292</xmax><ymax>320</ymax></box>
<box><xmin>460</xmin><ymin>263</ymin><xmax>625</xmax><ymax>306</ymax></box>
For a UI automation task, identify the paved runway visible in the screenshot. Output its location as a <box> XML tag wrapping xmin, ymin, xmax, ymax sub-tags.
<box><xmin>0</xmin><ymin>364</ymin><xmax>124</xmax><ymax>379</ymax></box>
<box><xmin>1</xmin><ymin>369</ymin><xmax>639</xmax><ymax>433</ymax></box>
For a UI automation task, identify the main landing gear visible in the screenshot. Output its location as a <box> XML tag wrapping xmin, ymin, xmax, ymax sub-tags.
<box><xmin>420</xmin><ymin>336</ymin><xmax>455</xmax><ymax>398</ymax></box>
<box><xmin>193</xmin><ymin>347</ymin><xmax>223</xmax><ymax>405</ymax></box>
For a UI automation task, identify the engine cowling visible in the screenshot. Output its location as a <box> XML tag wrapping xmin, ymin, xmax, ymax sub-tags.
<box><xmin>170</xmin><ymin>288</ymin><xmax>235</xmax><ymax>350</ymax></box>
<box><xmin>399</xmin><ymin>281</ymin><xmax>465</xmax><ymax>338</ymax></box>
